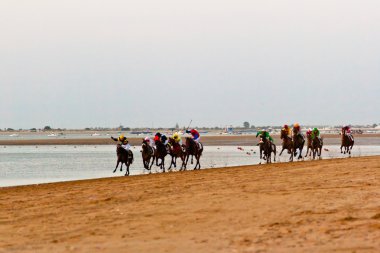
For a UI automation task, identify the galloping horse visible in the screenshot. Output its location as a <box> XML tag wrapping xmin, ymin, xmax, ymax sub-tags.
<box><xmin>184</xmin><ymin>137</ymin><xmax>203</xmax><ymax>170</ymax></box>
<box><xmin>167</xmin><ymin>138</ymin><xmax>186</xmax><ymax>170</ymax></box>
<box><xmin>305</xmin><ymin>134</ymin><xmax>313</xmax><ymax>158</ymax></box>
<box><xmin>113</xmin><ymin>144</ymin><xmax>134</xmax><ymax>176</ymax></box>
<box><xmin>279</xmin><ymin>129</ymin><xmax>294</xmax><ymax>161</ymax></box>
<box><xmin>311</xmin><ymin>136</ymin><xmax>323</xmax><ymax>160</ymax></box>
<box><xmin>141</xmin><ymin>139</ymin><xmax>155</xmax><ymax>172</ymax></box>
<box><xmin>340</xmin><ymin>129</ymin><xmax>354</xmax><ymax>155</ymax></box>
<box><xmin>259</xmin><ymin>138</ymin><xmax>275</xmax><ymax>164</ymax></box>
<box><xmin>154</xmin><ymin>140</ymin><xmax>168</xmax><ymax>172</ymax></box>
<box><xmin>292</xmin><ymin>132</ymin><xmax>305</xmax><ymax>160</ymax></box>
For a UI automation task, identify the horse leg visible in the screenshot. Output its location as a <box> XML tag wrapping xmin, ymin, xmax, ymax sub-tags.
<box><xmin>125</xmin><ymin>163</ymin><xmax>129</xmax><ymax>176</ymax></box>
<box><xmin>290</xmin><ymin>148</ymin><xmax>293</xmax><ymax>162</ymax></box>
<box><xmin>191</xmin><ymin>155</ymin><xmax>194</xmax><ymax>164</ymax></box>
<box><xmin>168</xmin><ymin>156</ymin><xmax>173</xmax><ymax>170</ymax></box>
<box><xmin>149</xmin><ymin>156</ymin><xmax>155</xmax><ymax>170</ymax></box>
<box><xmin>162</xmin><ymin>157</ymin><xmax>165</xmax><ymax>172</ymax></box>
<box><xmin>120</xmin><ymin>163</ymin><xmax>123</xmax><ymax>172</ymax></box>
<box><xmin>113</xmin><ymin>160</ymin><xmax>120</xmax><ymax>173</ymax></box>
<box><xmin>298</xmin><ymin>147</ymin><xmax>303</xmax><ymax>159</ymax></box>
<box><xmin>340</xmin><ymin>145</ymin><xmax>343</xmax><ymax>154</ymax></box>
<box><xmin>279</xmin><ymin>148</ymin><xmax>284</xmax><ymax>156</ymax></box>
<box><xmin>194</xmin><ymin>154</ymin><xmax>200</xmax><ymax>170</ymax></box>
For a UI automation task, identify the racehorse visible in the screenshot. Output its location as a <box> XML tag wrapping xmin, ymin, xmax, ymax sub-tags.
<box><xmin>292</xmin><ymin>132</ymin><xmax>305</xmax><ymax>160</ymax></box>
<box><xmin>311</xmin><ymin>136</ymin><xmax>323</xmax><ymax>160</ymax></box>
<box><xmin>259</xmin><ymin>138</ymin><xmax>275</xmax><ymax>164</ymax></box>
<box><xmin>305</xmin><ymin>134</ymin><xmax>313</xmax><ymax>158</ymax></box>
<box><xmin>167</xmin><ymin>138</ymin><xmax>186</xmax><ymax>171</ymax></box>
<box><xmin>183</xmin><ymin>137</ymin><xmax>203</xmax><ymax>170</ymax></box>
<box><xmin>279</xmin><ymin>129</ymin><xmax>294</xmax><ymax>161</ymax></box>
<box><xmin>113</xmin><ymin>144</ymin><xmax>134</xmax><ymax>176</ymax></box>
<box><xmin>154</xmin><ymin>140</ymin><xmax>167</xmax><ymax>172</ymax></box>
<box><xmin>141</xmin><ymin>139</ymin><xmax>155</xmax><ymax>172</ymax></box>
<box><xmin>340</xmin><ymin>129</ymin><xmax>354</xmax><ymax>155</ymax></box>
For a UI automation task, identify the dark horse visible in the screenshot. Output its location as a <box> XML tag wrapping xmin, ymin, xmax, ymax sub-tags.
<box><xmin>154</xmin><ymin>140</ymin><xmax>168</xmax><ymax>172</ymax></box>
<box><xmin>183</xmin><ymin>137</ymin><xmax>203</xmax><ymax>170</ymax></box>
<box><xmin>168</xmin><ymin>138</ymin><xmax>186</xmax><ymax>171</ymax></box>
<box><xmin>292</xmin><ymin>132</ymin><xmax>305</xmax><ymax>160</ymax></box>
<box><xmin>311</xmin><ymin>136</ymin><xmax>323</xmax><ymax>160</ymax></box>
<box><xmin>340</xmin><ymin>130</ymin><xmax>354</xmax><ymax>155</ymax></box>
<box><xmin>279</xmin><ymin>129</ymin><xmax>294</xmax><ymax>162</ymax></box>
<box><xmin>141</xmin><ymin>140</ymin><xmax>155</xmax><ymax>172</ymax></box>
<box><xmin>114</xmin><ymin>144</ymin><xmax>134</xmax><ymax>176</ymax></box>
<box><xmin>259</xmin><ymin>138</ymin><xmax>275</xmax><ymax>164</ymax></box>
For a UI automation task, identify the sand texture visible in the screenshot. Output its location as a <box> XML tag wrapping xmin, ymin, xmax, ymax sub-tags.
<box><xmin>1</xmin><ymin>156</ymin><xmax>380</xmax><ymax>252</ymax></box>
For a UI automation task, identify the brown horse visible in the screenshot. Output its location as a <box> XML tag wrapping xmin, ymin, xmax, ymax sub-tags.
<box><xmin>340</xmin><ymin>130</ymin><xmax>354</xmax><ymax>155</ymax></box>
<box><xmin>141</xmin><ymin>140</ymin><xmax>155</xmax><ymax>172</ymax></box>
<box><xmin>167</xmin><ymin>138</ymin><xmax>186</xmax><ymax>170</ymax></box>
<box><xmin>184</xmin><ymin>137</ymin><xmax>203</xmax><ymax>170</ymax></box>
<box><xmin>154</xmin><ymin>140</ymin><xmax>167</xmax><ymax>172</ymax></box>
<box><xmin>279</xmin><ymin>129</ymin><xmax>294</xmax><ymax>161</ymax></box>
<box><xmin>292</xmin><ymin>131</ymin><xmax>305</xmax><ymax>160</ymax></box>
<box><xmin>311</xmin><ymin>136</ymin><xmax>323</xmax><ymax>159</ymax></box>
<box><xmin>305</xmin><ymin>134</ymin><xmax>313</xmax><ymax>158</ymax></box>
<box><xmin>113</xmin><ymin>144</ymin><xmax>134</xmax><ymax>176</ymax></box>
<box><xmin>257</xmin><ymin>134</ymin><xmax>276</xmax><ymax>163</ymax></box>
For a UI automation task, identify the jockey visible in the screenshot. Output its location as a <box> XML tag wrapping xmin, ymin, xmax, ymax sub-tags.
<box><xmin>144</xmin><ymin>136</ymin><xmax>154</xmax><ymax>147</ymax></box>
<box><xmin>186</xmin><ymin>129</ymin><xmax>200</xmax><ymax>142</ymax></box>
<box><xmin>292</xmin><ymin>123</ymin><xmax>301</xmax><ymax>136</ymax></box>
<box><xmin>172</xmin><ymin>132</ymin><xmax>182</xmax><ymax>145</ymax></box>
<box><xmin>311</xmin><ymin>128</ymin><xmax>320</xmax><ymax>140</ymax></box>
<box><xmin>306</xmin><ymin>128</ymin><xmax>312</xmax><ymax>137</ymax></box>
<box><xmin>111</xmin><ymin>134</ymin><xmax>131</xmax><ymax>151</ymax></box>
<box><xmin>342</xmin><ymin>125</ymin><xmax>354</xmax><ymax>141</ymax></box>
<box><xmin>154</xmin><ymin>132</ymin><xmax>168</xmax><ymax>145</ymax></box>
<box><xmin>256</xmin><ymin>130</ymin><xmax>274</xmax><ymax>143</ymax></box>
<box><xmin>282</xmin><ymin>124</ymin><xmax>291</xmax><ymax>137</ymax></box>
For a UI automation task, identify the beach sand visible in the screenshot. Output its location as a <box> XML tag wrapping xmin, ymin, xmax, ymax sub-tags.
<box><xmin>1</xmin><ymin>156</ymin><xmax>380</xmax><ymax>252</ymax></box>
<box><xmin>1</xmin><ymin>133</ymin><xmax>380</xmax><ymax>146</ymax></box>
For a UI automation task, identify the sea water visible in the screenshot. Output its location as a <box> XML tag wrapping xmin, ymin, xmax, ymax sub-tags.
<box><xmin>1</xmin><ymin>145</ymin><xmax>380</xmax><ymax>187</ymax></box>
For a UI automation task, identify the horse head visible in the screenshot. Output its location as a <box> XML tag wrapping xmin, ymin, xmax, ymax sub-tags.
<box><xmin>168</xmin><ymin>137</ymin><xmax>175</xmax><ymax>145</ymax></box>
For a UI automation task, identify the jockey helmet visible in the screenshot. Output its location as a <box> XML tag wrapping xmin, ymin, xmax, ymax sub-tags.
<box><xmin>144</xmin><ymin>137</ymin><xmax>150</xmax><ymax>142</ymax></box>
<box><xmin>313</xmin><ymin>127</ymin><xmax>318</xmax><ymax>131</ymax></box>
<box><xmin>155</xmin><ymin>132</ymin><xmax>161</xmax><ymax>137</ymax></box>
<box><xmin>118</xmin><ymin>134</ymin><xmax>125</xmax><ymax>141</ymax></box>
<box><xmin>173</xmin><ymin>132</ymin><xmax>179</xmax><ymax>138</ymax></box>
<box><xmin>283</xmin><ymin>124</ymin><xmax>288</xmax><ymax>128</ymax></box>
<box><xmin>294</xmin><ymin>123</ymin><xmax>299</xmax><ymax>128</ymax></box>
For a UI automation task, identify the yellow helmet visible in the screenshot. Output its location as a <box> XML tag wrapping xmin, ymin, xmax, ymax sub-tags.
<box><xmin>294</xmin><ymin>123</ymin><xmax>300</xmax><ymax>128</ymax></box>
<box><xmin>118</xmin><ymin>134</ymin><xmax>125</xmax><ymax>141</ymax></box>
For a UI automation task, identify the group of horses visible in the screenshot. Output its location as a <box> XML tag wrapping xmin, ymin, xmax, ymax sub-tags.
<box><xmin>258</xmin><ymin>129</ymin><xmax>355</xmax><ymax>164</ymax></box>
<box><xmin>113</xmin><ymin>137</ymin><xmax>203</xmax><ymax>176</ymax></box>
<box><xmin>112</xmin><ymin>129</ymin><xmax>356</xmax><ymax>175</ymax></box>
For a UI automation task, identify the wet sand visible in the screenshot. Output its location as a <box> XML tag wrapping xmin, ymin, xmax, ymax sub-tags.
<box><xmin>1</xmin><ymin>156</ymin><xmax>379</xmax><ymax>252</ymax></box>
<box><xmin>1</xmin><ymin>134</ymin><xmax>380</xmax><ymax>146</ymax></box>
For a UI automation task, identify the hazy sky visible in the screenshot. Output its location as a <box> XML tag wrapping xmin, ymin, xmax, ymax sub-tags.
<box><xmin>1</xmin><ymin>0</ymin><xmax>379</xmax><ymax>129</ymax></box>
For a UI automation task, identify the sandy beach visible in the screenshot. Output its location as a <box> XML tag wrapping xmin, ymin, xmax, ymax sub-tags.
<box><xmin>1</xmin><ymin>133</ymin><xmax>380</xmax><ymax>146</ymax></box>
<box><xmin>1</xmin><ymin>156</ymin><xmax>379</xmax><ymax>252</ymax></box>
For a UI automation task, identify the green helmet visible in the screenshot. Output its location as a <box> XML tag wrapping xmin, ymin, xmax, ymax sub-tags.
<box><xmin>313</xmin><ymin>127</ymin><xmax>318</xmax><ymax>131</ymax></box>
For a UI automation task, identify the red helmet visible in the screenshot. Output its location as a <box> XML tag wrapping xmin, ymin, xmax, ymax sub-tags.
<box><xmin>283</xmin><ymin>124</ymin><xmax>288</xmax><ymax>128</ymax></box>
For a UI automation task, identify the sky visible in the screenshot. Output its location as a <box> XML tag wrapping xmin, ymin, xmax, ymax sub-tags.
<box><xmin>0</xmin><ymin>0</ymin><xmax>379</xmax><ymax>129</ymax></box>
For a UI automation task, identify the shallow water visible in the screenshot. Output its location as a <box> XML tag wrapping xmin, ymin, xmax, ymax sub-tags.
<box><xmin>1</xmin><ymin>145</ymin><xmax>379</xmax><ymax>187</ymax></box>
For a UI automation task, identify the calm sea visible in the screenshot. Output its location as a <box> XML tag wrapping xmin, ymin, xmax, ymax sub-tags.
<box><xmin>1</xmin><ymin>145</ymin><xmax>380</xmax><ymax>187</ymax></box>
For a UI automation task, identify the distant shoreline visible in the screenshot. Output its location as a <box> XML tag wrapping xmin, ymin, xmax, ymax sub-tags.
<box><xmin>1</xmin><ymin>134</ymin><xmax>380</xmax><ymax>146</ymax></box>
